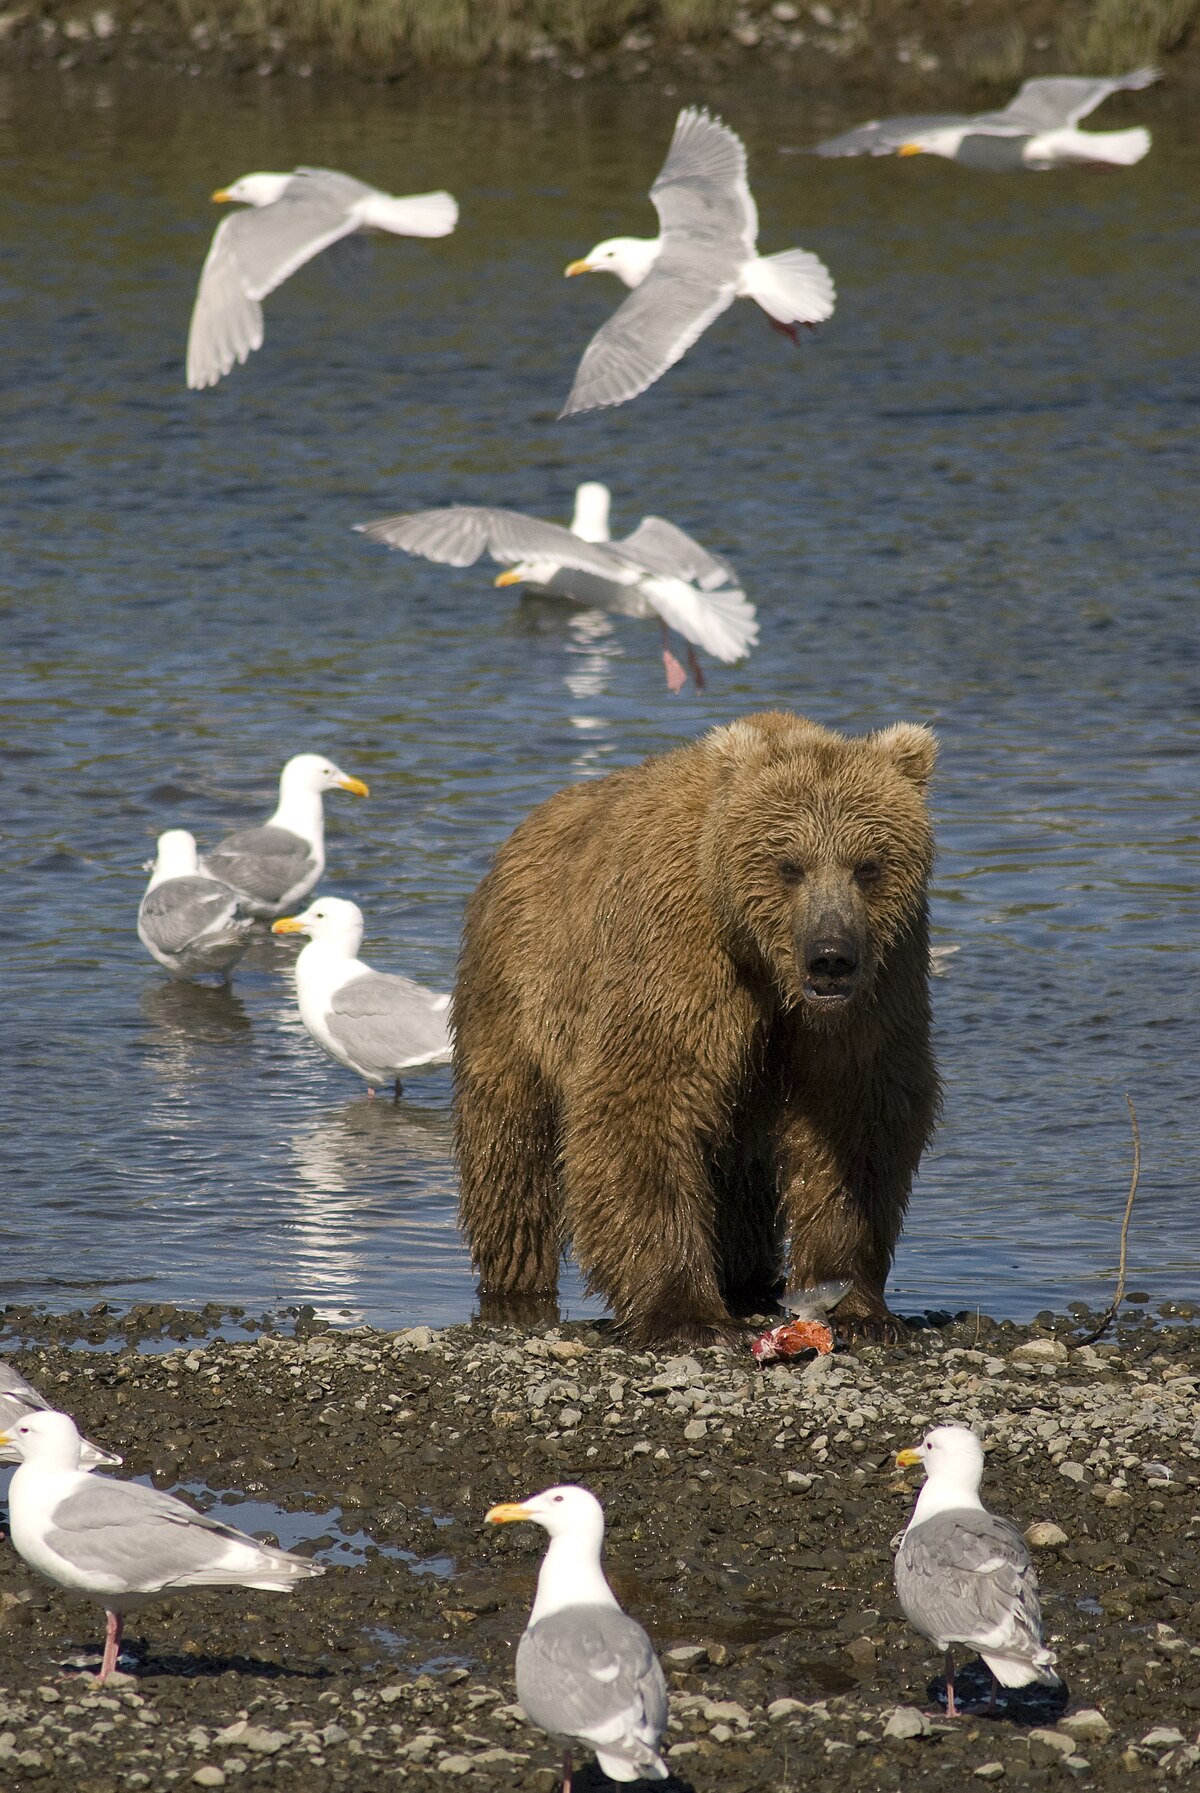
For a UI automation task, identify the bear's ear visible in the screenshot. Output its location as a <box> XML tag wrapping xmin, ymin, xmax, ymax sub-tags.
<box><xmin>870</xmin><ymin>722</ymin><xmax>938</xmax><ymax>791</ymax></box>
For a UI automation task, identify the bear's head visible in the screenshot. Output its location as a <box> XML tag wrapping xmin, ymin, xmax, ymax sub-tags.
<box><xmin>699</xmin><ymin>713</ymin><xmax>937</xmax><ymax>1021</ymax></box>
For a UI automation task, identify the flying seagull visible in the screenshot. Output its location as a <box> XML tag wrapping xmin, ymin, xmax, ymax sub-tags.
<box><xmin>0</xmin><ymin>1410</ymin><xmax>324</xmax><ymax>1683</ymax></box>
<box><xmin>561</xmin><ymin>106</ymin><xmax>835</xmax><ymax>415</ymax></box>
<box><xmin>202</xmin><ymin>752</ymin><xmax>369</xmax><ymax>920</ymax></box>
<box><xmin>0</xmin><ymin>1362</ymin><xmax>121</xmax><ymax>1470</ymax></box>
<box><xmin>186</xmin><ymin>166</ymin><xmax>458</xmax><ymax>388</ymax></box>
<box><xmin>357</xmin><ymin>482</ymin><xmax>757</xmax><ymax>691</ymax></box>
<box><xmin>808</xmin><ymin>68</ymin><xmax>1160</xmax><ymax>170</ymax></box>
<box><xmin>486</xmin><ymin>1485</ymin><xmax>669</xmax><ymax>1791</ymax></box>
<box><xmin>272</xmin><ymin>896</ymin><xmax>452</xmax><ymax>1098</ymax></box>
<box><xmin>138</xmin><ymin>829</ymin><xmax>254</xmax><ymax>981</ymax></box>
<box><xmin>894</xmin><ymin>1424</ymin><xmax>1061</xmax><ymax>1716</ymax></box>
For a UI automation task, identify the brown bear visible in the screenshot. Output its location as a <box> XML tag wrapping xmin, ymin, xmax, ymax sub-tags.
<box><xmin>453</xmin><ymin>710</ymin><xmax>940</xmax><ymax>1348</ymax></box>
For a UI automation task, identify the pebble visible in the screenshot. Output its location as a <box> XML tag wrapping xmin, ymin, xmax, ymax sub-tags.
<box><xmin>1057</xmin><ymin>1709</ymin><xmax>1112</xmax><ymax>1743</ymax></box>
<box><xmin>883</xmin><ymin>1707</ymin><xmax>930</xmax><ymax>1741</ymax></box>
<box><xmin>1141</xmin><ymin>1726</ymin><xmax>1186</xmax><ymax>1747</ymax></box>
<box><xmin>192</xmin><ymin>1771</ymin><xmax>226</xmax><ymax>1789</ymax></box>
<box><xmin>1024</xmin><ymin>1520</ymin><xmax>1069</xmax><ymax>1547</ymax></box>
<box><xmin>1010</xmin><ymin>1339</ymin><xmax>1069</xmax><ymax>1365</ymax></box>
<box><xmin>974</xmin><ymin>1765</ymin><xmax>1005</xmax><ymax>1781</ymax></box>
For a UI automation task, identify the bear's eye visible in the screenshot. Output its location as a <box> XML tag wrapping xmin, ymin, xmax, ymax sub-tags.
<box><xmin>854</xmin><ymin>859</ymin><xmax>883</xmax><ymax>887</ymax></box>
<box><xmin>777</xmin><ymin>858</ymin><xmax>805</xmax><ymax>884</ymax></box>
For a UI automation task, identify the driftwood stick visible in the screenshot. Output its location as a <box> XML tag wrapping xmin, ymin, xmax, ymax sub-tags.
<box><xmin>1076</xmin><ymin>1093</ymin><xmax>1141</xmax><ymax>1348</ymax></box>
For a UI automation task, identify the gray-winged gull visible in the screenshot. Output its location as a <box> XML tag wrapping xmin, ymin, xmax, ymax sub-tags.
<box><xmin>187</xmin><ymin>166</ymin><xmax>458</xmax><ymax>389</ymax></box>
<box><xmin>0</xmin><ymin>1362</ymin><xmax>121</xmax><ymax>1470</ymax></box>
<box><xmin>138</xmin><ymin>829</ymin><xmax>254</xmax><ymax>981</ymax></box>
<box><xmin>486</xmin><ymin>1485</ymin><xmax>668</xmax><ymax>1790</ymax></box>
<box><xmin>561</xmin><ymin>106</ymin><xmax>835</xmax><ymax>415</ymax></box>
<box><xmin>0</xmin><ymin>1410</ymin><xmax>324</xmax><ymax>1682</ymax></box>
<box><xmin>809</xmin><ymin>68</ymin><xmax>1159</xmax><ymax>169</ymax></box>
<box><xmin>894</xmin><ymin>1424</ymin><xmax>1060</xmax><ymax>1715</ymax></box>
<box><xmin>357</xmin><ymin>481</ymin><xmax>756</xmax><ymax>691</ymax></box>
<box><xmin>202</xmin><ymin>753</ymin><xmax>369</xmax><ymax>920</ymax></box>
<box><xmin>272</xmin><ymin>895</ymin><xmax>451</xmax><ymax>1097</ymax></box>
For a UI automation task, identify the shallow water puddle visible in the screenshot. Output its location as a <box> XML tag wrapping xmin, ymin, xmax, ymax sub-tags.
<box><xmin>171</xmin><ymin>1482</ymin><xmax>458</xmax><ymax>1576</ymax></box>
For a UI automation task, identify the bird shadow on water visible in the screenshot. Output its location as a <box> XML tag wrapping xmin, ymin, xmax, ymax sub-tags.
<box><xmin>140</xmin><ymin>978</ymin><xmax>252</xmax><ymax>1043</ymax></box>
<box><xmin>574</xmin><ymin>1766</ymin><xmax>695</xmax><ymax>1793</ymax></box>
<box><xmin>926</xmin><ymin>1657</ymin><xmax>1070</xmax><ymax>1724</ymax></box>
<box><xmin>61</xmin><ymin>1645</ymin><xmax>332</xmax><ymax>1683</ymax></box>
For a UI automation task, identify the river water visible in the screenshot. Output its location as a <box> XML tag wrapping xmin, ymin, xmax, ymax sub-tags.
<box><xmin>1</xmin><ymin>70</ymin><xmax>1196</xmax><ymax>1329</ymax></box>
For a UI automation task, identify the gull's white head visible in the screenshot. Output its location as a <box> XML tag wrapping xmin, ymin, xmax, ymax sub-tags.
<box><xmin>571</xmin><ymin>482</ymin><xmax>612</xmax><ymax>543</ymax></box>
<box><xmin>494</xmin><ymin>558</ymin><xmax>559</xmax><ymax>590</ymax></box>
<box><xmin>898</xmin><ymin>128</ymin><xmax>969</xmax><ymax>161</ymax></box>
<box><xmin>0</xmin><ymin>1408</ymin><xmax>85</xmax><ymax>1471</ymax></box>
<box><xmin>896</xmin><ymin>1423</ymin><xmax>985</xmax><ymax>1493</ymax></box>
<box><xmin>486</xmin><ymin>1483</ymin><xmax>606</xmax><ymax>1546</ymax></box>
<box><xmin>212</xmin><ymin>172</ymin><xmax>293</xmax><ymax>208</ymax></box>
<box><xmin>565</xmin><ymin>236</ymin><xmax>660</xmax><ymax>290</ymax></box>
<box><xmin>151</xmin><ymin>829</ymin><xmax>201</xmax><ymax>879</ymax></box>
<box><xmin>272</xmin><ymin>895</ymin><xmax>365</xmax><ymax>954</ymax></box>
<box><xmin>278</xmin><ymin>754</ymin><xmax>369</xmax><ymax>801</ymax></box>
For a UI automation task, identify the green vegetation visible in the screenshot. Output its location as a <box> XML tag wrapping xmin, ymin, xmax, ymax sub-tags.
<box><xmin>1065</xmin><ymin>0</ymin><xmax>1200</xmax><ymax>69</ymax></box>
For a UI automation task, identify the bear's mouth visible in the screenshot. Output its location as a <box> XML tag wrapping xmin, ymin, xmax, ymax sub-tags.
<box><xmin>802</xmin><ymin>973</ymin><xmax>858</xmax><ymax>1008</ymax></box>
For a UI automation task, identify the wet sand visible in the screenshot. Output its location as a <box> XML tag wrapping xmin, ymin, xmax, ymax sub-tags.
<box><xmin>1</xmin><ymin>1303</ymin><xmax>1198</xmax><ymax>1789</ymax></box>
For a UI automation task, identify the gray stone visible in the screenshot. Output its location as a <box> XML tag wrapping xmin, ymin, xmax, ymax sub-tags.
<box><xmin>1025</xmin><ymin>1521</ymin><xmax>1069</xmax><ymax>1548</ymax></box>
<box><xmin>883</xmin><ymin>1707</ymin><xmax>930</xmax><ymax>1740</ymax></box>
<box><xmin>192</xmin><ymin>1771</ymin><xmax>227</xmax><ymax>1789</ymax></box>
<box><xmin>1141</xmin><ymin>1726</ymin><xmax>1186</xmax><ymax>1747</ymax></box>
<box><xmin>974</xmin><ymin>1766</ymin><xmax>1006</xmax><ymax>1782</ymax></box>
<box><xmin>1057</xmin><ymin>1710</ymin><xmax>1112</xmax><ymax>1743</ymax></box>
<box><xmin>1011</xmin><ymin>1340</ymin><xmax>1069</xmax><ymax>1365</ymax></box>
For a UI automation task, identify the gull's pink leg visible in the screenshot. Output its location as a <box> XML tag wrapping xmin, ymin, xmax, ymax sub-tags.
<box><xmin>768</xmin><ymin>316</ymin><xmax>800</xmax><ymax>343</ymax></box>
<box><xmin>561</xmin><ymin>1747</ymin><xmax>573</xmax><ymax>1793</ymax></box>
<box><xmin>685</xmin><ymin>644</ymin><xmax>706</xmax><ymax>690</ymax></box>
<box><xmin>660</xmin><ymin>625</ymin><xmax>687</xmax><ymax>694</ymax></box>
<box><xmin>97</xmin><ymin>1608</ymin><xmax>122</xmax><ymax>1683</ymax></box>
<box><xmin>944</xmin><ymin>1648</ymin><xmax>958</xmax><ymax>1718</ymax></box>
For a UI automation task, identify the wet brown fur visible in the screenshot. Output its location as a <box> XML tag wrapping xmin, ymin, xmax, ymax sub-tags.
<box><xmin>453</xmin><ymin>711</ymin><xmax>940</xmax><ymax>1349</ymax></box>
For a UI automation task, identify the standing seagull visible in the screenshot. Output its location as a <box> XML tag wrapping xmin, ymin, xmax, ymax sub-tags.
<box><xmin>272</xmin><ymin>897</ymin><xmax>452</xmax><ymax>1097</ymax></box>
<box><xmin>561</xmin><ymin>106</ymin><xmax>835</xmax><ymax>416</ymax></box>
<box><xmin>486</xmin><ymin>1485</ymin><xmax>668</xmax><ymax>1790</ymax></box>
<box><xmin>894</xmin><ymin>1425</ymin><xmax>1060</xmax><ymax>1716</ymax></box>
<box><xmin>186</xmin><ymin>166</ymin><xmax>458</xmax><ymax>389</ymax></box>
<box><xmin>0</xmin><ymin>1361</ymin><xmax>120</xmax><ymax>1470</ymax></box>
<box><xmin>809</xmin><ymin>68</ymin><xmax>1159</xmax><ymax>169</ymax></box>
<box><xmin>0</xmin><ymin>1411</ymin><xmax>324</xmax><ymax>1683</ymax></box>
<box><xmin>138</xmin><ymin>829</ymin><xmax>254</xmax><ymax>981</ymax></box>
<box><xmin>357</xmin><ymin>482</ymin><xmax>756</xmax><ymax>690</ymax></box>
<box><xmin>202</xmin><ymin>753</ymin><xmax>368</xmax><ymax>920</ymax></box>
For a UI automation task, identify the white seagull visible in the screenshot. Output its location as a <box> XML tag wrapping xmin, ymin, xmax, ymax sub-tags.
<box><xmin>0</xmin><ymin>1361</ymin><xmax>120</xmax><ymax>1470</ymax></box>
<box><xmin>357</xmin><ymin>480</ymin><xmax>757</xmax><ymax>691</ymax></box>
<box><xmin>809</xmin><ymin>68</ymin><xmax>1160</xmax><ymax>170</ymax></box>
<box><xmin>186</xmin><ymin>166</ymin><xmax>459</xmax><ymax>389</ymax></box>
<box><xmin>894</xmin><ymin>1425</ymin><xmax>1060</xmax><ymax>1716</ymax></box>
<box><xmin>560</xmin><ymin>106</ymin><xmax>835</xmax><ymax>416</ymax></box>
<box><xmin>486</xmin><ymin>1485</ymin><xmax>668</xmax><ymax>1791</ymax></box>
<box><xmin>202</xmin><ymin>753</ymin><xmax>369</xmax><ymax>920</ymax></box>
<box><xmin>0</xmin><ymin>1410</ymin><xmax>324</xmax><ymax>1683</ymax></box>
<box><xmin>138</xmin><ymin>829</ymin><xmax>254</xmax><ymax>981</ymax></box>
<box><xmin>272</xmin><ymin>896</ymin><xmax>452</xmax><ymax>1098</ymax></box>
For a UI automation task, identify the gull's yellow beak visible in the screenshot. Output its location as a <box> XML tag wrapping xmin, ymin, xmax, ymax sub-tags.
<box><xmin>211</xmin><ymin>187</ymin><xmax>233</xmax><ymax>202</ymax></box>
<box><xmin>0</xmin><ymin>1432</ymin><xmax>11</xmax><ymax>1447</ymax></box>
<box><xmin>485</xmin><ymin>1500</ymin><xmax>532</xmax><ymax>1524</ymax></box>
<box><xmin>895</xmin><ymin>1447</ymin><xmax>923</xmax><ymax>1468</ymax></box>
<box><xmin>271</xmin><ymin>916</ymin><xmax>306</xmax><ymax>936</ymax></box>
<box><xmin>338</xmin><ymin>775</ymin><xmax>369</xmax><ymax>797</ymax></box>
<box><xmin>564</xmin><ymin>258</ymin><xmax>592</xmax><ymax>277</ymax></box>
<box><xmin>897</xmin><ymin>144</ymin><xmax>924</xmax><ymax>158</ymax></box>
<box><xmin>494</xmin><ymin>569</ymin><xmax>524</xmax><ymax>588</ymax></box>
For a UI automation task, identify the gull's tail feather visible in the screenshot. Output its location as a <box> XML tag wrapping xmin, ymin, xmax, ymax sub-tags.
<box><xmin>982</xmin><ymin>1644</ymin><xmax>1060</xmax><ymax>1688</ymax></box>
<box><xmin>742</xmin><ymin>248</ymin><xmax>836</xmax><ymax>326</ymax></box>
<box><xmin>358</xmin><ymin>190</ymin><xmax>459</xmax><ymax>238</ymax></box>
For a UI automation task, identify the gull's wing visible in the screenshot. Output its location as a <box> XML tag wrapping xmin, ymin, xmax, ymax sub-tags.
<box><xmin>203</xmin><ymin>826</ymin><xmax>314</xmax><ymax>906</ymax></box>
<box><xmin>326</xmin><ymin>972</ymin><xmax>452</xmax><ymax>1072</ymax></box>
<box><xmin>186</xmin><ymin>170</ymin><xmax>365</xmax><ymax>389</ymax></box>
<box><xmin>46</xmin><ymin>1478</ymin><xmax>322</xmax><ymax>1591</ymax></box>
<box><xmin>516</xmin><ymin>1607</ymin><xmax>667</xmax><ymax>1773</ymax></box>
<box><xmin>896</xmin><ymin>1509</ymin><xmax>1046</xmax><ymax>1660</ymax></box>
<box><xmin>811</xmin><ymin>114</ymin><xmax>971</xmax><ymax>156</ymax></box>
<box><xmin>0</xmin><ymin>1367</ymin><xmax>122</xmax><ymax>1470</ymax></box>
<box><xmin>988</xmin><ymin>67</ymin><xmax>1161</xmax><ymax>132</ymax></box>
<box><xmin>138</xmin><ymin>876</ymin><xmax>244</xmax><ymax>957</ymax></box>
<box><xmin>618</xmin><ymin>515</ymin><xmax>740</xmax><ymax>591</ymax></box>
<box><xmin>560</xmin><ymin>268</ymin><xmax>738</xmax><ymax>417</ymax></box>
<box><xmin>356</xmin><ymin>507</ymin><xmax>634</xmax><ymax>582</ymax></box>
<box><xmin>627</xmin><ymin>568</ymin><xmax>759</xmax><ymax>663</ymax></box>
<box><xmin>650</xmin><ymin>106</ymin><xmax>758</xmax><ymax>254</ymax></box>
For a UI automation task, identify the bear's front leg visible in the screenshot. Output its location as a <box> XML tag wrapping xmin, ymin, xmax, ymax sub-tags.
<box><xmin>560</xmin><ymin>1076</ymin><xmax>739</xmax><ymax>1350</ymax></box>
<box><xmin>777</xmin><ymin>1122</ymin><xmax>910</xmax><ymax>1343</ymax></box>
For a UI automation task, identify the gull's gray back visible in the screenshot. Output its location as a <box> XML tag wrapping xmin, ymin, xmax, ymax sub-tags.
<box><xmin>516</xmin><ymin>1603</ymin><xmax>667</xmax><ymax>1761</ymax></box>
<box><xmin>813</xmin><ymin>114</ymin><xmax>976</xmax><ymax>156</ymax></box>
<box><xmin>138</xmin><ymin>876</ymin><xmax>240</xmax><ymax>955</ymax></box>
<box><xmin>327</xmin><ymin>972</ymin><xmax>451</xmax><ymax>1076</ymax></box>
<box><xmin>205</xmin><ymin>825</ymin><xmax>313</xmax><ymax>903</ymax></box>
<box><xmin>895</xmin><ymin>1508</ymin><xmax>1044</xmax><ymax>1654</ymax></box>
<box><xmin>618</xmin><ymin>515</ymin><xmax>739</xmax><ymax>591</ymax></box>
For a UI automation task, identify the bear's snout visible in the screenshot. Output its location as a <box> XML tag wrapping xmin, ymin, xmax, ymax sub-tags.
<box><xmin>798</xmin><ymin>905</ymin><xmax>863</xmax><ymax>1008</ymax></box>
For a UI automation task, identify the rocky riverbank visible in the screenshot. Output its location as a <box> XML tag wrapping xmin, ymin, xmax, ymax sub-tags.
<box><xmin>1</xmin><ymin>1</ymin><xmax>1197</xmax><ymax>93</ymax></box>
<box><xmin>1</xmin><ymin>1301</ymin><xmax>1198</xmax><ymax>1789</ymax></box>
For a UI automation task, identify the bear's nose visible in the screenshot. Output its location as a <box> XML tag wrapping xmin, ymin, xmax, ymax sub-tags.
<box><xmin>805</xmin><ymin>932</ymin><xmax>859</xmax><ymax>984</ymax></box>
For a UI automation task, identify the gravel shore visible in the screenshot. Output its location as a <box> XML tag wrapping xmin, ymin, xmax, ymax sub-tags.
<box><xmin>1</xmin><ymin>1301</ymin><xmax>1198</xmax><ymax>1791</ymax></box>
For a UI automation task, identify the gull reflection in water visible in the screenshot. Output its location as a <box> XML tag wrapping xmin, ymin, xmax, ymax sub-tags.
<box><xmin>139</xmin><ymin>980</ymin><xmax>253</xmax><ymax>1108</ymax></box>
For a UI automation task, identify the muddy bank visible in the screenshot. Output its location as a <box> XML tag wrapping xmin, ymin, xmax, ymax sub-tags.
<box><xmin>1</xmin><ymin>1301</ymin><xmax>1198</xmax><ymax>1789</ymax></box>
<box><xmin>3</xmin><ymin>2</ymin><xmax>1198</xmax><ymax>94</ymax></box>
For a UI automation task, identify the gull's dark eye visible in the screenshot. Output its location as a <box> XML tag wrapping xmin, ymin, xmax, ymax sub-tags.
<box><xmin>552</xmin><ymin>1494</ymin><xmax>564</xmax><ymax>1503</ymax></box>
<box><xmin>778</xmin><ymin>859</ymin><xmax>805</xmax><ymax>884</ymax></box>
